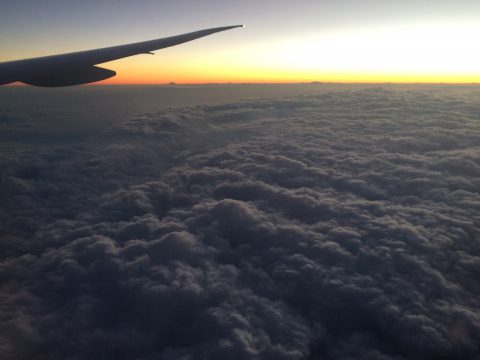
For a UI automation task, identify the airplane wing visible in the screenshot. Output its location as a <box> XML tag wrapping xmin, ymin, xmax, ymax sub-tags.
<box><xmin>0</xmin><ymin>25</ymin><xmax>243</xmax><ymax>87</ymax></box>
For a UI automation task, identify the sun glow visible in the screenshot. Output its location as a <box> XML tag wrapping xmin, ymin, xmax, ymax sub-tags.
<box><xmin>100</xmin><ymin>22</ymin><xmax>479</xmax><ymax>84</ymax></box>
<box><xmin>270</xmin><ymin>22</ymin><xmax>479</xmax><ymax>77</ymax></box>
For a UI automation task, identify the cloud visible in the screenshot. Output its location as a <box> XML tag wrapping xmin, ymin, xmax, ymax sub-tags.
<box><xmin>1</xmin><ymin>87</ymin><xmax>479</xmax><ymax>359</ymax></box>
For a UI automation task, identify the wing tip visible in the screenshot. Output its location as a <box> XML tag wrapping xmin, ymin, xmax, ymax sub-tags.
<box><xmin>223</xmin><ymin>24</ymin><xmax>245</xmax><ymax>30</ymax></box>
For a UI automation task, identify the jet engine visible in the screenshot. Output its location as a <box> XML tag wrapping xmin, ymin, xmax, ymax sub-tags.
<box><xmin>21</xmin><ymin>66</ymin><xmax>116</xmax><ymax>87</ymax></box>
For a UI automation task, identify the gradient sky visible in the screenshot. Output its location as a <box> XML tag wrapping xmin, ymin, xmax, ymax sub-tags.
<box><xmin>1</xmin><ymin>0</ymin><xmax>479</xmax><ymax>83</ymax></box>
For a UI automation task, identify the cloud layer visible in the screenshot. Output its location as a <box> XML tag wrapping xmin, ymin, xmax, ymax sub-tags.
<box><xmin>1</xmin><ymin>88</ymin><xmax>480</xmax><ymax>359</ymax></box>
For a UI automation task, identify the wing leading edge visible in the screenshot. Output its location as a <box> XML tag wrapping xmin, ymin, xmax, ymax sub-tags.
<box><xmin>0</xmin><ymin>25</ymin><xmax>243</xmax><ymax>87</ymax></box>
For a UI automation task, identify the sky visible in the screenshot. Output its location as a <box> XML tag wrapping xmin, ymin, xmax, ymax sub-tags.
<box><xmin>1</xmin><ymin>0</ymin><xmax>479</xmax><ymax>83</ymax></box>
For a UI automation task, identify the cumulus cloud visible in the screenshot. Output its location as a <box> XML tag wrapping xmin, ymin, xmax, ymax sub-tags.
<box><xmin>1</xmin><ymin>87</ymin><xmax>480</xmax><ymax>359</ymax></box>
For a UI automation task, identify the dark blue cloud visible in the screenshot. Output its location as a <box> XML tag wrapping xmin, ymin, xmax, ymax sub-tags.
<box><xmin>1</xmin><ymin>88</ymin><xmax>479</xmax><ymax>359</ymax></box>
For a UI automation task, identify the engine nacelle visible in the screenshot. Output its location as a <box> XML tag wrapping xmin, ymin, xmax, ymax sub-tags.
<box><xmin>21</xmin><ymin>66</ymin><xmax>116</xmax><ymax>87</ymax></box>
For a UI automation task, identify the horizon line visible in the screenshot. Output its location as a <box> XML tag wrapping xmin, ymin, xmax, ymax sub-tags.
<box><xmin>3</xmin><ymin>81</ymin><xmax>479</xmax><ymax>87</ymax></box>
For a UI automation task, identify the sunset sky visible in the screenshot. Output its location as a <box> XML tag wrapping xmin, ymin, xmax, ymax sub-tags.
<box><xmin>1</xmin><ymin>0</ymin><xmax>479</xmax><ymax>84</ymax></box>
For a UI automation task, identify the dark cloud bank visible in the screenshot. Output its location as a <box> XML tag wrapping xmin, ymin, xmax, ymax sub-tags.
<box><xmin>1</xmin><ymin>88</ymin><xmax>479</xmax><ymax>359</ymax></box>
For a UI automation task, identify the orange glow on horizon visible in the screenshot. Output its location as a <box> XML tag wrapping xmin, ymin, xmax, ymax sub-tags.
<box><xmin>99</xmin><ymin>69</ymin><xmax>480</xmax><ymax>85</ymax></box>
<box><xmin>96</xmin><ymin>61</ymin><xmax>479</xmax><ymax>85</ymax></box>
